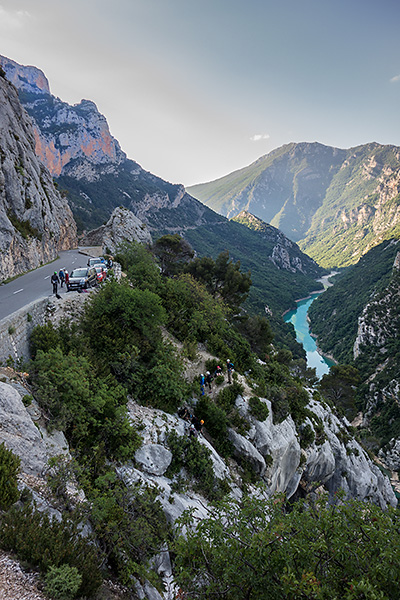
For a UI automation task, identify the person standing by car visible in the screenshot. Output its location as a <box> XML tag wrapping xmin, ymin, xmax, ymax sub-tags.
<box><xmin>64</xmin><ymin>270</ymin><xmax>69</xmax><ymax>287</ymax></box>
<box><xmin>51</xmin><ymin>271</ymin><xmax>60</xmax><ymax>295</ymax></box>
<box><xmin>59</xmin><ymin>268</ymin><xmax>65</xmax><ymax>288</ymax></box>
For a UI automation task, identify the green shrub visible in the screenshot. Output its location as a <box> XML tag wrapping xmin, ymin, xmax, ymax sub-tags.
<box><xmin>215</xmin><ymin>374</ymin><xmax>225</xmax><ymax>386</ymax></box>
<box><xmin>44</xmin><ymin>564</ymin><xmax>82</xmax><ymax>600</ymax></box>
<box><xmin>22</xmin><ymin>394</ymin><xmax>33</xmax><ymax>407</ymax></box>
<box><xmin>195</xmin><ymin>397</ymin><xmax>233</xmax><ymax>458</ymax></box>
<box><xmin>167</xmin><ymin>431</ymin><xmax>225</xmax><ymax>500</ymax></box>
<box><xmin>248</xmin><ymin>396</ymin><xmax>269</xmax><ymax>421</ymax></box>
<box><xmin>138</xmin><ymin>342</ymin><xmax>190</xmax><ymax>412</ymax></box>
<box><xmin>31</xmin><ymin>347</ymin><xmax>141</xmax><ymax>463</ymax></box>
<box><xmin>82</xmin><ymin>280</ymin><xmax>166</xmax><ymax>368</ymax></box>
<box><xmin>29</xmin><ymin>322</ymin><xmax>62</xmax><ymax>358</ymax></box>
<box><xmin>216</xmin><ymin>382</ymin><xmax>244</xmax><ymax>412</ymax></box>
<box><xmin>90</xmin><ymin>472</ymin><xmax>168</xmax><ymax>583</ymax></box>
<box><xmin>299</xmin><ymin>423</ymin><xmax>315</xmax><ymax>449</ymax></box>
<box><xmin>0</xmin><ymin>443</ymin><xmax>20</xmax><ymax>510</ymax></box>
<box><xmin>270</xmin><ymin>387</ymin><xmax>290</xmax><ymax>424</ymax></box>
<box><xmin>0</xmin><ymin>504</ymin><xmax>101</xmax><ymax>597</ymax></box>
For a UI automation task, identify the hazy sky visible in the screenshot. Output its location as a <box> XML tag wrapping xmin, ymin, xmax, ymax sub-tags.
<box><xmin>1</xmin><ymin>0</ymin><xmax>400</xmax><ymax>186</ymax></box>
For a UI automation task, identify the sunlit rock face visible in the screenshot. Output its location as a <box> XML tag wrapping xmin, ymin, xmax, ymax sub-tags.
<box><xmin>0</xmin><ymin>71</ymin><xmax>77</xmax><ymax>281</ymax></box>
<box><xmin>0</xmin><ymin>55</ymin><xmax>125</xmax><ymax>178</ymax></box>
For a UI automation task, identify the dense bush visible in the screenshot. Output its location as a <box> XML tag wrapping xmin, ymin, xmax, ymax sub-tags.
<box><xmin>137</xmin><ymin>342</ymin><xmax>190</xmax><ymax>412</ymax></box>
<box><xmin>167</xmin><ymin>431</ymin><xmax>222</xmax><ymax>499</ymax></box>
<box><xmin>174</xmin><ymin>493</ymin><xmax>400</xmax><ymax>600</ymax></box>
<box><xmin>195</xmin><ymin>397</ymin><xmax>233</xmax><ymax>458</ymax></box>
<box><xmin>0</xmin><ymin>443</ymin><xmax>20</xmax><ymax>510</ymax></box>
<box><xmin>90</xmin><ymin>471</ymin><xmax>168</xmax><ymax>585</ymax></box>
<box><xmin>0</xmin><ymin>504</ymin><xmax>101</xmax><ymax>597</ymax></box>
<box><xmin>299</xmin><ymin>423</ymin><xmax>315</xmax><ymax>449</ymax></box>
<box><xmin>31</xmin><ymin>347</ymin><xmax>141</xmax><ymax>463</ymax></box>
<box><xmin>215</xmin><ymin>382</ymin><xmax>244</xmax><ymax>413</ymax></box>
<box><xmin>44</xmin><ymin>564</ymin><xmax>82</xmax><ymax>600</ymax></box>
<box><xmin>248</xmin><ymin>396</ymin><xmax>269</xmax><ymax>421</ymax></box>
<box><xmin>114</xmin><ymin>240</ymin><xmax>162</xmax><ymax>293</ymax></box>
<box><xmin>82</xmin><ymin>280</ymin><xmax>166</xmax><ymax>366</ymax></box>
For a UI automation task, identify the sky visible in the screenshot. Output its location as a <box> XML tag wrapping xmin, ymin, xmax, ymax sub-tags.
<box><xmin>1</xmin><ymin>0</ymin><xmax>400</xmax><ymax>186</ymax></box>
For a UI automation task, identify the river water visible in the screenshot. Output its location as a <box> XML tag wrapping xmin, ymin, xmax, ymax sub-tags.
<box><xmin>283</xmin><ymin>273</ymin><xmax>337</xmax><ymax>379</ymax></box>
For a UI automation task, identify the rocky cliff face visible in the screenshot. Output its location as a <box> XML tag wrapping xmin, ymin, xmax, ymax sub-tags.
<box><xmin>0</xmin><ymin>55</ymin><xmax>222</xmax><ymax>236</ymax></box>
<box><xmin>233</xmin><ymin>210</ymin><xmax>321</xmax><ymax>277</ymax></box>
<box><xmin>352</xmin><ymin>248</ymin><xmax>400</xmax><ymax>466</ymax></box>
<box><xmin>80</xmin><ymin>206</ymin><xmax>152</xmax><ymax>253</ymax></box>
<box><xmin>0</xmin><ymin>71</ymin><xmax>77</xmax><ymax>282</ymax></box>
<box><xmin>0</xmin><ymin>55</ymin><xmax>126</xmax><ymax>178</ymax></box>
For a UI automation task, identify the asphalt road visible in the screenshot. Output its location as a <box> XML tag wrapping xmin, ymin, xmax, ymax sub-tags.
<box><xmin>0</xmin><ymin>249</ymin><xmax>93</xmax><ymax>321</ymax></box>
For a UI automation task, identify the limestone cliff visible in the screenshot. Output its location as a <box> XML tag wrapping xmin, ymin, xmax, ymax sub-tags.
<box><xmin>0</xmin><ymin>55</ymin><xmax>222</xmax><ymax>236</ymax></box>
<box><xmin>233</xmin><ymin>210</ymin><xmax>321</xmax><ymax>277</ymax></box>
<box><xmin>0</xmin><ymin>55</ymin><xmax>125</xmax><ymax>178</ymax></box>
<box><xmin>0</xmin><ymin>71</ymin><xmax>77</xmax><ymax>281</ymax></box>
<box><xmin>80</xmin><ymin>206</ymin><xmax>152</xmax><ymax>253</ymax></box>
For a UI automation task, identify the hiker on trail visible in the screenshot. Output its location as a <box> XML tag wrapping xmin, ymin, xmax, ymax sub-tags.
<box><xmin>206</xmin><ymin>371</ymin><xmax>212</xmax><ymax>391</ymax></box>
<box><xmin>200</xmin><ymin>373</ymin><xmax>205</xmax><ymax>396</ymax></box>
<box><xmin>178</xmin><ymin>406</ymin><xmax>192</xmax><ymax>422</ymax></box>
<box><xmin>191</xmin><ymin>415</ymin><xmax>204</xmax><ymax>435</ymax></box>
<box><xmin>51</xmin><ymin>271</ymin><xmax>60</xmax><ymax>295</ymax></box>
<box><xmin>189</xmin><ymin>423</ymin><xmax>197</xmax><ymax>438</ymax></box>
<box><xmin>214</xmin><ymin>365</ymin><xmax>223</xmax><ymax>379</ymax></box>
<box><xmin>227</xmin><ymin>359</ymin><xmax>234</xmax><ymax>384</ymax></box>
<box><xmin>59</xmin><ymin>268</ymin><xmax>65</xmax><ymax>288</ymax></box>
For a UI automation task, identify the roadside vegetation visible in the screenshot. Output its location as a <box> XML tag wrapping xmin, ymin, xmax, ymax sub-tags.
<box><xmin>0</xmin><ymin>237</ymin><xmax>398</xmax><ymax>598</ymax></box>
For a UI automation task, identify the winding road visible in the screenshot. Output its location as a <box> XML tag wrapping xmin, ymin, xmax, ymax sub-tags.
<box><xmin>0</xmin><ymin>249</ymin><xmax>89</xmax><ymax>321</ymax></box>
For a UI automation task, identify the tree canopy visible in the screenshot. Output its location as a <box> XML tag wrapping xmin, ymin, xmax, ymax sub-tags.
<box><xmin>174</xmin><ymin>493</ymin><xmax>400</xmax><ymax>600</ymax></box>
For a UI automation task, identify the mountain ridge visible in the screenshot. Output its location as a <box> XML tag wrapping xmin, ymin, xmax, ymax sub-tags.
<box><xmin>188</xmin><ymin>141</ymin><xmax>400</xmax><ymax>268</ymax></box>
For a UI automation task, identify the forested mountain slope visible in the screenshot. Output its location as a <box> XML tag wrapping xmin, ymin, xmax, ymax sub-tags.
<box><xmin>188</xmin><ymin>142</ymin><xmax>400</xmax><ymax>268</ymax></box>
<box><xmin>308</xmin><ymin>238</ymin><xmax>400</xmax><ymax>453</ymax></box>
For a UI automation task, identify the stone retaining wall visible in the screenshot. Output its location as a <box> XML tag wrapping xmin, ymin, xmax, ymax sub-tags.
<box><xmin>0</xmin><ymin>264</ymin><xmax>121</xmax><ymax>366</ymax></box>
<box><xmin>0</xmin><ymin>296</ymin><xmax>51</xmax><ymax>366</ymax></box>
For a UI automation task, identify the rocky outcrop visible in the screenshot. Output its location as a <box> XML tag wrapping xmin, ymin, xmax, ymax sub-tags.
<box><xmin>121</xmin><ymin>387</ymin><xmax>396</xmax><ymax>532</ymax></box>
<box><xmin>232</xmin><ymin>393</ymin><xmax>395</xmax><ymax>508</ymax></box>
<box><xmin>0</xmin><ymin>378</ymin><xmax>83</xmax><ymax>518</ymax></box>
<box><xmin>80</xmin><ymin>206</ymin><xmax>152</xmax><ymax>253</ymax></box>
<box><xmin>233</xmin><ymin>211</ymin><xmax>322</xmax><ymax>277</ymax></box>
<box><xmin>0</xmin><ymin>71</ymin><xmax>77</xmax><ymax>281</ymax></box>
<box><xmin>0</xmin><ymin>55</ymin><xmax>125</xmax><ymax>178</ymax></box>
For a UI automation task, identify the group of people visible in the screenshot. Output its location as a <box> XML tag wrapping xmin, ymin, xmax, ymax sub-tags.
<box><xmin>199</xmin><ymin>360</ymin><xmax>234</xmax><ymax>395</ymax></box>
<box><xmin>51</xmin><ymin>268</ymin><xmax>69</xmax><ymax>296</ymax></box>
<box><xmin>178</xmin><ymin>360</ymin><xmax>235</xmax><ymax>439</ymax></box>
<box><xmin>178</xmin><ymin>407</ymin><xmax>204</xmax><ymax>438</ymax></box>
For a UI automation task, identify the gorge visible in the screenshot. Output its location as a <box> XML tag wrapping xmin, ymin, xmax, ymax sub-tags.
<box><xmin>0</xmin><ymin>51</ymin><xmax>399</xmax><ymax>600</ymax></box>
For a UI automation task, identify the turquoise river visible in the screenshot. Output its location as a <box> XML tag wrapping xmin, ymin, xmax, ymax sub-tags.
<box><xmin>284</xmin><ymin>274</ymin><xmax>337</xmax><ymax>379</ymax></box>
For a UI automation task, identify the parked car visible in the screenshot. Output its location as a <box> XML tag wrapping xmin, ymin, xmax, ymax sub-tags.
<box><xmin>95</xmin><ymin>265</ymin><xmax>106</xmax><ymax>283</ymax></box>
<box><xmin>67</xmin><ymin>267</ymin><xmax>98</xmax><ymax>291</ymax></box>
<box><xmin>87</xmin><ymin>257</ymin><xmax>106</xmax><ymax>268</ymax></box>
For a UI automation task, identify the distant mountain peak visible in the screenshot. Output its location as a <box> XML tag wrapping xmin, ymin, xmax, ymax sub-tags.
<box><xmin>0</xmin><ymin>55</ymin><xmax>50</xmax><ymax>95</ymax></box>
<box><xmin>188</xmin><ymin>141</ymin><xmax>400</xmax><ymax>268</ymax></box>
